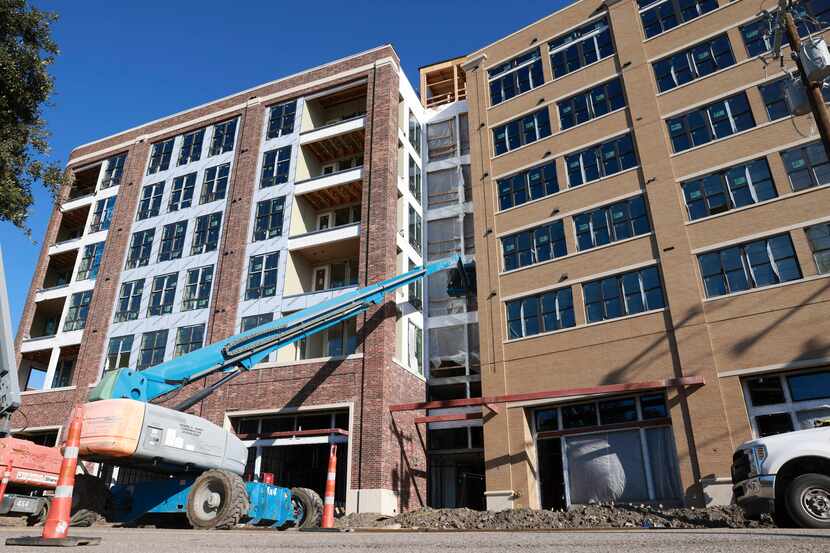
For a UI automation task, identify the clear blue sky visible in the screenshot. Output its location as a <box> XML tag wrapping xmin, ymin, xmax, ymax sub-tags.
<box><xmin>0</xmin><ymin>0</ymin><xmax>566</xmax><ymax>332</ymax></box>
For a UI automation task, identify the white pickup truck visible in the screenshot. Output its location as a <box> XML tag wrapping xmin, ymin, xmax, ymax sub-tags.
<box><xmin>732</xmin><ymin>426</ymin><xmax>830</xmax><ymax>528</ymax></box>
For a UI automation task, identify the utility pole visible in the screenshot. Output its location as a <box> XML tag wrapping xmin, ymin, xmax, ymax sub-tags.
<box><xmin>779</xmin><ymin>0</ymin><xmax>830</xmax><ymax>158</ymax></box>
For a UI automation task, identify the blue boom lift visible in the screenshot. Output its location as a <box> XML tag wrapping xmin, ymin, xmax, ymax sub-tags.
<box><xmin>78</xmin><ymin>256</ymin><xmax>472</xmax><ymax>530</ymax></box>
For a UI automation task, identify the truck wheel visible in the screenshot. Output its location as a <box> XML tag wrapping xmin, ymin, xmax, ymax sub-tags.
<box><xmin>26</xmin><ymin>500</ymin><xmax>48</xmax><ymax>527</ymax></box>
<box><xmin>290</xmin><ymin>487</ymin><xmax>322</xmax><ymax>528</ymax></box>
<box><xmin>70</xmin><ymin>474</ymin><xmax>112</xmax><ymax>527</ymax></box>
<box><xmin>785</xmin><ymin>473</ymin><xmax>830</xmax><ymax>529</ymax></box>
<box><xmin>186</xmin><ymin>469</ymin><xmax>250</xmax><ymax>530</ymax></box>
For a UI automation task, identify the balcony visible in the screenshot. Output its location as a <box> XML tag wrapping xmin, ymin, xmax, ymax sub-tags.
<box><xmin>55</xmin><ymin>204</ymin><xmax>90</xmax><ymax>244</ymax></box>
<box><xmin>283</xmin><ymin>241</ymin><xmax>359</xmax><ymax>301</ymax></box>
<box><xmin>40</xmin><ymin>249</ymin><xmax>78</xmax><ymax>291</ymax></box>
<box><xmin>25</xmin><ymin>297</ymin><xmax>66</xmax><ymax>341</ymax></box>
<box><xmin>66</xmin><ymin>163</ymin><xmax>100</xmax><ymax>202</ymax></box>
<box><xmin>294</xmin><ymin>167</ymin><xmax>363</xmax><ymax>200</ymax></box>
<box><xmin>301</xmin><ymin>83</ymin><xmax>367</xmax><ymax>134</ymax></box>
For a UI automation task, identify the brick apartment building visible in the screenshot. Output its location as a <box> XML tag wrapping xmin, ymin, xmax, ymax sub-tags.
<box><xmin>10</xmin><ymin>0</ymin><xmax>830</xmax><ymax>516</ymax></box>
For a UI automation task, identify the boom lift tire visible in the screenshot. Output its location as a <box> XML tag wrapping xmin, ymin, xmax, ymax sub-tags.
<box><xmin>186</xmin><ymin>469</ymin><xmax>250</xmax><ymax>530</ymax></box>
<box><xmin>69</xmin><ymin>474</ymin><xmax>112</xmax><ymax>527</ymax></box>
<box><xmin>290</xmin><ymin>487</ymin><xmax>323</xmax><ymax>528</ymax></box>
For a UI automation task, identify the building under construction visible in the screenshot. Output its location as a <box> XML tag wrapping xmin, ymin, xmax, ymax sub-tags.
<box><xmin>12</xmin><ymin>0</ymin><xmax>830</xmax><ymax>514</ymax></box>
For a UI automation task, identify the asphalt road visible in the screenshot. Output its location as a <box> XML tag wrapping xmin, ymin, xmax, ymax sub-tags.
<box><xmin>1</xmin><ymin>526</ymin><xmax>829</xmax><ymax>552</ymax></box>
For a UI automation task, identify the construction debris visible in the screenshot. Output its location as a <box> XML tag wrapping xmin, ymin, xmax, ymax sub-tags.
<box><xmin>335</xmin><ymin>505</ymin><xmax>774</xmax><ymax>530</ymax></box>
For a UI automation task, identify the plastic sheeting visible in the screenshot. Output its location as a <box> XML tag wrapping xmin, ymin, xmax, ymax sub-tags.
<box><xmin>565</xmin><ymin>430</ymin><xmax>648</xmax><ymax>504</ymax></box>
<box><xmin>428</xmin><ymin>324</ymin><xmax>467</xmax><ymax>371</ymax></box>
<box><xmin>427</xmin><ymin>119</ymin><xmax>456</xmax><ymax>161</ymax></box>
<box><xmin>563</xmin><ymin>427</ymin><xmax>682</xmax><ymax>504</ymax></box>
<box><xmin>427</xmin><ymin>168</ymin><xmax>461</xmax><ymax>208</ymax></box>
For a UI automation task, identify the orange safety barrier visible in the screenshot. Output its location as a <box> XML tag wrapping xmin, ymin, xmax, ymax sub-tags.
<box><xmin>321</xmin><ymin>444</ymin><xmax>337</xmax><ymax>528</ymax></box>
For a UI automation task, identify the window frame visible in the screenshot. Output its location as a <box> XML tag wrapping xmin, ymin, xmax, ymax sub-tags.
<box><xmin>501</xmin><ymin>220</ymin><xmax>567</xmax><ymax>271</ymax></box>
<box><xmin>681</xmin><ymin>157</ymin><xmax>777</xmax><ymax>220</ymax></box>
<box><xmin>697</xmin><ymin>233</ymin><xmax>803</xmax><ymax>298</ymax></box>
<box><xmin>506</xmin><ymin>287</ymin><xmax>576</xmax><ymax>339</ymax></box>
<box><xmin>147</xmin><ymin>138</ymin><xmax>174</xmax><ymax>175</ymax></box>
<box><xmin>190</xmin><ymin>212</ymin><xmax>222</xmax><ymax>255</ymax></box>
<box><xmin>201</xmin><ymin>162</ymin><xmax>230</xmax><ymax>204</ymax></box>
<box><xmin>548</xmin><ymin>17</ymin><xmax>615</xmax><ymax>79</ymax></box>
<box><xmin>125</xmin><ymin>229</ymin><xmax>154</xmax><ymax>269</ymax></box>
<box><xmin>177</xmin><ymin>128</ymin><xmax>205</xmax><ymax>166</ymax></box>
<box><xmin>209</xmin><ymin>119</ymin><xmax>238</xmax><ymax>156</ymax></box>
<box><xmin>114</xmin><ymin>278</ymin><xmax>144</xmax><ymax>323</ymax></box>
<box><xmin>488</xmin><ymin>47</ymin><xmax>545</xmax><ymax>106</ymax></box>
<box><xmin>652</xmin><ymin>33</ymin><xmax>735</xmax><ymax>92</ymax></box>
<box><xmin>557</xmin><ymin>78</ymin><xmax>626</xmax><ymax>130</ymax></box>
<box><xmin>76</xmin><ymin>242</ymin><xmax>105</xmax><ymax>280</ymax></box>
<box><xmin>260</xmin><ymin>146</ymin><xmax>292</xmax><ymax>188</ymax></box>
<box><xmin>137</xmin><ymin>329</ymin><xmax>168</xmax><ymax>371</ymax></box>
<box><xmin>573</xmin><ymin>195</ymin><xmax>651</xmax><ymax>251</ymax></box>
<box><xmin>666</xmin><ymin>92</ymin><xmax>755</xmax><ymax>153</ymax></box>
<box><xmin>182</xmin><ymin>265</ymin><xmax>214</xmax><ymax>311</ymax></box>
<box><xmin>63</xmin><ymin>290</ymin><xmax>93</xmax><ymax>331</ymax></box>
<box><xmin>583</xmin><ymin>266</ymin><xmax>665</xmax><ymax>323</ymax></box>
<box><xmin>147</xmin><ymin>272</ymin><xmax>178</xmax><ymax>317</ymax></box>
<box><xmin>174</xmin><ymin>324</ymin><xmax>205</xmax><ymax>357</ymax></box>
<box><xmin>492</xmin><ymin>108</ymin><xmax>552</xmax><ymax>156</ymax></box>
<box><xmin>157</xmin><ymin>220</ymin><xmax>187</xmax><ymax>262</ymax></box>
<box><xmin>105</xmin><ymin>335</ymin><xmax>134</xmax><ymax>372</ymax></box>
<box><xmin>638</xmin><ymin>0</ymin><xmax>719</xmax><ymax>39</ymax></box>
<box><xmin>252</xmin><ymin>197</ymin><xmax>286</xmax><ymax>241</ymax></box>
<box><xmin>266</xmin><ymin>100</ymin><xmax>297</xmax><ymax>139</ymax></box>
<box><xmin>168</xmin><ymin>172</ymin><xmax>197</xmax><ymax>212</ymax></box>
<box><xmin>89</xmin><ymin>196</ymin><xmax>116</xmax><ymax>233</ymax></box>
<box><xmin>245</xmin><ymin>251</ymin><xmax>280</xmax><ymax>300</ymax></box>
<box><xmin>136</xmin><ymin>181</ymin><xmax>164</xmax><ymax>221</ymax></box>
<box><xmin>805</xmin><ymin>223</ymin><xmax>830</xmax><ymax>274</ymax></box>
<box><xmin>565</xmin><ymin>133</ymin><xmax>637</xmax><ymax>187</ymax></box>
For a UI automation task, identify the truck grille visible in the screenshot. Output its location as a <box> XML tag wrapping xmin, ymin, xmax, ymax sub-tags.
<box><xmin>731</xmin><ymin>449</ymin><xmax>752</xmax><ymax>484</ymax></box>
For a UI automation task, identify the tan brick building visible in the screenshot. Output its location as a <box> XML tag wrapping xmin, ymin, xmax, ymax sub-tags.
<box><xmin>460</xmin><ymin>0</ymin><xmax>830</xmax><ymax>510</ymax></box>
<box><xmin>11</xmin><ymin>0</ymin><xmax>830</xmax><ymax>516</ymax></box>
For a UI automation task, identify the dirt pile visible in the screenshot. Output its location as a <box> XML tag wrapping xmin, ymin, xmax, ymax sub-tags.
<box><xmin>336</xmin><ymin>504</ymin><xmax>774</xmax><ymax>530</ymax></box>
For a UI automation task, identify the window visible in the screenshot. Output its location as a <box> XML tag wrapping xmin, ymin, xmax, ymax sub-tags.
<box><xmin>201</xmin><ymin>163</ymin><xmax>230</xmax><ymax>203</ymax></box>
<box><xmin>158</xmin><ymin>221</ymin><xmax>187</xmax><ymax>261</ymax></box>
<box><xmin>574</xmin><ymin>196</ymin><xmax>651</xmax><ymax>250</ymax></box>
<box><xmin>105</xmin><ymin>335</ymin><xmax>133</xmax><ymax>372</ymax></box>
<box><xmin>245</xmin><ymin>252</ymin><xmax>279</xmax><ymax>300</ymax></box>
<box><xmin>408</xmin><ymin>206</ymin><xmax>422</xmax><ymax>253</ymax></box>
<box><xmin>427</xmin><ymin>119</ymin><xmax>456</xmax><ymax>161</ymax></box>
<box><xmin>558</xmin><ymin>78</ymin><xmax>626</xmax><ymax>130</ymax></box>
<box><xmin>698</xmin><ymin>234</ymin><xmax>802</xmax><ymax>297</ymax></box>
<box><xmin>427</xmin><ymin>217</ymin><xmax>462</xmax><ymax>261</ymax></box>
<box><xmin>114</xmin><ymin>279</ymin><xmax>144</xmax><ymax>322</ymax></box>
<box><xmin>148</xmin><ymin>273</ymin><xmax>178</xmax><ymax>316</ymax></box>
<box><xmin>781</xmin><ymin>141</ymin><xmax>830</xmax><ymax>191</ymax></box>
<box><xmin>743</xmin><ymin>369</ymin><xmax>830</xmax><ymax>437</ymax></box>
<box><xmin>177</xmin><ymin>128</ymin><xmax>205</xmax><ymax>165</ymax></box>
<box><xmin>408</xmin><ymin>110</ymin><xmax>421</xmax><ymax>154</ymax></box>
<box><xmin>137</xmin><ymin>330</ymin><xmax>168</xmax><ymax>370</ymax></box>
<box><xmin>759</xmin><ymin>76</ymin><xmax>830</xmax><ymax>121</ymax></box>
<box><xmin>682</xmin><ymin>158</ymin><xmax>777</xmax><ymax>220</ymax></box>
<box><xmin>549</xmin><ymin>17</ymin><xmax>614</xmax><ymax>78</ymax></box>
<box><xmin>653</xmin><ymin>34</ymin><xmax>734</xmax><ymax>92</ymax></box>
<box><xmin>182</xmin><ymin>265</ymin><xmax>214</xmax><ymax>311</ymax></box>
<box><xmin>297</xmin><ymin>318</ymin><xmax>357</xmax><ymax>358</ymax></box>
<box><xmin>77</xmin><ymin>242</ymin><xmax>104</xmax><ymax>280</ymax></box>
<box><xmin>639</xmin><ymin>0</ymin><xmax>718</xmax><ymax>39</ymax></box>
<box><xmin>584</xmin><ymin>266</ymin><xmax>665</xmax><ymax>323</ymax></box>
<box><xmin>147</xmin><ymin>138</ymin><xmax>174</xmax><ymax>174</ymax></box>
<box><xmin>459</xmin><ymin>114</ymin><xmax>470</xmax><ymax>156</ymax></box>
<box><xmin>667</xmin><ymin>92</ymin><xmax>755</xmax><ymax>153</ymax></box>
<box><xmin>191</xmin><ymin>212</ymin><xmax>222</xmax><ymax>255</ymax></box>
<box><xmin>408</xmin><ymin>321</ymin><xmax>424</xmax><ymax>373</ymax></box>
<box><xmin>493</xmin><ymin>108</ymin><xmax>551</xmax><ymax>155</ymax></box>
<box><xmin>566</xmin><ymin>133</ymin><xmax>637</xmax><ymax>186</ymax></box>
<box><xmin>427</xmin><ymin>168</ymin><xmax>461</xmax><ymax>208</ymax></box>
<box><xmin>241</xmin><ymin>312</ymin><xmax>273</xmax><ymax>332</ymax></box>
<box><xmin>741</xmin><ymin>2</ymin><xmax>830</xmax><ymax>57</ymax></box>
<box><xmin>89</xmin><ymin>196</ymin><xmax>116</xmax><ymax>232</ymax></box>
<box><xmin>806</xmin><ymin>223</ymin><xmax>830</xmax><ymax>274</ymax></box>
<box><xmin>502</xmin><ymin>220</ymin><xmax>567</xmax><ymax>271</ymax></box>
<box><xmin>136</xmin><ymin>181</ymin><xmax>164</xmax><ymax>220</ymax></box>
<box><xmin>125</xmin><ymin>229</ymin><xmax>154</xmax><ymax>269</ymax></box>
<box><xmin>63</xmin><ymin>290</ymin><xmax>92</xmax><ymax>331</ymax></box>
<box><xmin>168</xmin><ymin>172</ymin><xmax>196</xmax><ymax>212</ymax></box>
<box><xmin>462</xmin><ymin>165</ymin><xmax>473</xmax><ymax>203</ymax></box>
<box><xmin>266</xmin><ymin>100</ymin><xmax>296</xmax><ymax>139</ymax></box>
<box><xmin>408</xmin><ymin>260</ymin><xmax>423</xmax><ymax>310</ymax></box>
<box><xmin>252</xmin><ymin>197</ymin><xmax>285</xmax><ymax>241</ymax></box>
<box><xmin>175</xmin><ymin>324</ymin><xmax>205</xmax><ymax>357</ymax></box>
<box><xmin>209</xmin><ymin>119</ymin><xmax>237</xmax><ymax>156</ymax></box>
<box><xmin>497</xmin><ymin>161</ymin><xmax>558</xmax><ymax>210</ymax></box>
<box><xmin>409</xmin><ymin>156</ymin><xmax>421</xmax><ymax>204</ymax></box>
<box><xmin>488</xmin><ymin>48</ymin><xmax>544</xmax><ymax>105</ymax></box>
<box><xmin>100</xmin><ymin>153</ymin><xmax>127</xmax><ymax>188</ymax></box>
<box><xmin>506</xmin><ymin>287</ymin><xmax>575</xmax><ymax>339</ymax></box>
<box><xmin>51</xmin><ymin>358</ymin><xmax>74</xmax><ymax>389</ymax></box>
<box><xmin>260</xmin><ymin>146</ymin><xmax>291</xmax><ymax>188</ymax></box>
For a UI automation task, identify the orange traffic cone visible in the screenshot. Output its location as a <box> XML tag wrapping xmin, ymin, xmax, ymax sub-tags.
<box><xmin>6</xmin><ymin>407</ymin><xmax>101</xmax><ymax>547</ymax></box>
<box><xmin>321</xmin><ymin>444</ymin><xmax>337</xmax><ymax>528</ymax></box>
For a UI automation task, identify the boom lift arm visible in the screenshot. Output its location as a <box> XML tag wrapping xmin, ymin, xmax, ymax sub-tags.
<box><xmin>89</xmin><ymin>255</ymin><xmax>467</xmax><ymax>409</ymax></box>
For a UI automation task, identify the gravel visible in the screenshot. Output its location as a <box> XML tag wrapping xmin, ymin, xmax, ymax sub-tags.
<box><xmin>335</xmin><ymin>504</ymin><xmax>775</xmax><ymax>530</ymax></box>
